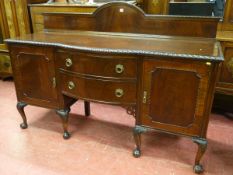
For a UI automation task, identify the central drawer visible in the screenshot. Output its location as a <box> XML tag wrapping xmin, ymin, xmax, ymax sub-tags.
<box><xmin>56</xmin><ymin>50</ymin><xmax>137</xmax><ymax>79</ymax></box>
<box><xmin>60</xmin><ymin>72</ymin><xmax>137</xmax><ymax>105</ymax></box>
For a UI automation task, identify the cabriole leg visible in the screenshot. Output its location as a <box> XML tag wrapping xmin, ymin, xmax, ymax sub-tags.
<box><xmin>133</xmin><ymin>127</ymin><xmax>141</xmax><ymax>158</ymax></box>
<box><xmin>133</xmin><ymin>126</ymin><xmax>149</xmax><ymax>158</ymax></box>
<box><xmin>17</xmin><ymin>102</ymin><xmax>28</xmax><ymax>129</ymax></box>
<box><xmin>56</xmin><ymin>108</ymin><xmax>71</xmax><ymax>139</ymax></box>
<box><xmin>192</xmin><ymin>137</ymin><xmax>208</xmax><ymax>174</ymax></box>
<box><xmin>84</xmin><ymin>101</ymin><xmax>90</xmax><ymax>116</ymax></box>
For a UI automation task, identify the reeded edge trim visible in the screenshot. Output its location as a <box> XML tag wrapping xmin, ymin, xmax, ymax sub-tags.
<box><xmin>5</xmin><ymin>39</ymin><xmax>224</xmax><ymax>62</ymax></box>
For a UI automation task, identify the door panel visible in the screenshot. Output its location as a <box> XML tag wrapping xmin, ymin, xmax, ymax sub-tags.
<box><xmin>10</xmin><ymin>45</ymin><xmax>59</xmax><ymax>108</ymax></box>
<box><xmin>141</xmin><ymin>58</ymin><xmax>211</xmax><ymax>136</ymax></box>
<box><xmin>149</xmin><ymin>68</ymin><xmax>200</xmax><ymax>127</ymax></box>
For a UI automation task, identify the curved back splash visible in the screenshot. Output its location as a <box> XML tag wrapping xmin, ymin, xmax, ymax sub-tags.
<box><xmin>43</xmin><ymin>2</ymin><xmax>220</xmax><ymax>38</ymax></box>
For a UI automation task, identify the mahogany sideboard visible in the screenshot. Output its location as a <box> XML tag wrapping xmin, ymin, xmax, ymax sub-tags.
<box><xmin>5</xmin><ymin>2</ymin><xmax>223</xmax><ymax>174</ymax></box>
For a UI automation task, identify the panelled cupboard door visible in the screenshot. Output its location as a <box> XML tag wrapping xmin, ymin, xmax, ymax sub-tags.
<box><xmin>10</xmin><ymin>45</ymin><xmax>59</xmax><ymax>108</ymax></box>
<box><xmin>141</xmin><ymin>58</ymin><xmax>212</xmax><ymax>136</ymax></box>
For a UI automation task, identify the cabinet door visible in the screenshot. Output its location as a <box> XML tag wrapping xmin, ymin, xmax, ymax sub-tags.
<box><xmin>10</xmin><ymin>45</ymin><xmax>59</xmax><ymax>108</ymax></box>
<box><xmin>141</xmin><ymin>59</ymin><xmax>212</xmax><ymax>136</ymax></box>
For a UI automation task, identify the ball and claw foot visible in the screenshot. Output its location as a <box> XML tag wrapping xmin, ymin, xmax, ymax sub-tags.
<box><xmin>133</xmin><ymin>148</ymin><xmax>141</xmax><ymax>158</ymax></box>
<box><xmin>20</xmin><ymin>123</ymin><xmax>28</xmax><ymax>129</ymax></box>
<box><xmin>193</xmin><ymin>164</ymin><xmax>204</xmax><ymax>174</ymax></box>
<box><xmin>63</xmin><ymin>131</ymin><xmax>70</xmax><ymax>139</ymax></box>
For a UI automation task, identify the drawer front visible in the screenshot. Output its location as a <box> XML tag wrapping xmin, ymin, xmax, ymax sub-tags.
<box><xmin>56</xmin><ymin>51</ymin><xmax>137</xmax><ymax>79</ymax></box>
<box><xmin>60</xmin><ymin>72</ymin><xmax>137</xmax><ymax>105</ymax></box>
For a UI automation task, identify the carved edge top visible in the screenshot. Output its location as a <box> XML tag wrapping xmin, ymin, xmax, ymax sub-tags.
<box><xmin>5</xmin><ymin>39</ymin><xmax>224</xmax><ymax>62</ymax></box>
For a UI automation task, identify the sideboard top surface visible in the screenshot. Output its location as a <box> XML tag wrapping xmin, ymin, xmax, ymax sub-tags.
<box><xmin>5</xmin><ymin>30</ymin><xmax>223</xmax><ymax>61</ymax></box>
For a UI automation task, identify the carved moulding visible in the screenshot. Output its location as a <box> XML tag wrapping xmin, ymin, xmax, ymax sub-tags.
<box><xmin>123</xmin><ymin>105</ymin><xmax>136</xmax><ymax>118</ymax></box>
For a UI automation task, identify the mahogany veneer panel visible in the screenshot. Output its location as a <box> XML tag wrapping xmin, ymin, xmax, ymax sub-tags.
<box><xmin>43</xmin><ymin>3</ymin><xmax>219</xmax><ymax>38</ymax></box>
<box><xmin>149</xmin><ymin>68</ymin><xmax>200</xmax><ymax>127</ymax></box>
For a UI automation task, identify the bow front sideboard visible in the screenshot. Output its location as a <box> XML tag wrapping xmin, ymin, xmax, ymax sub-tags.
<box><xmin>5</xmin><ymin>2</ymin><xmax>223</xmax><ymax>174</ymax></box>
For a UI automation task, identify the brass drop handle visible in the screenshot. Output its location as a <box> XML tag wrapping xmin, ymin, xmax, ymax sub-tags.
<box><xmin>65</xmin><ymin>58</ymin><xmax>73</xmax><ymax>67</ymax></box>
<box><xmin>115</xmin><ymin>88</ymin><xmax>124</xmax><ymax>98</ymax></box>
<box><xmin>68</xmin><ymin>81</ymin><xmax>75</xmax><ymax>90</ymax></box>
<box><xmin>115</xmin><ymin>64</ymin><xmax>124</xmax><ymax>74</ymax></box>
